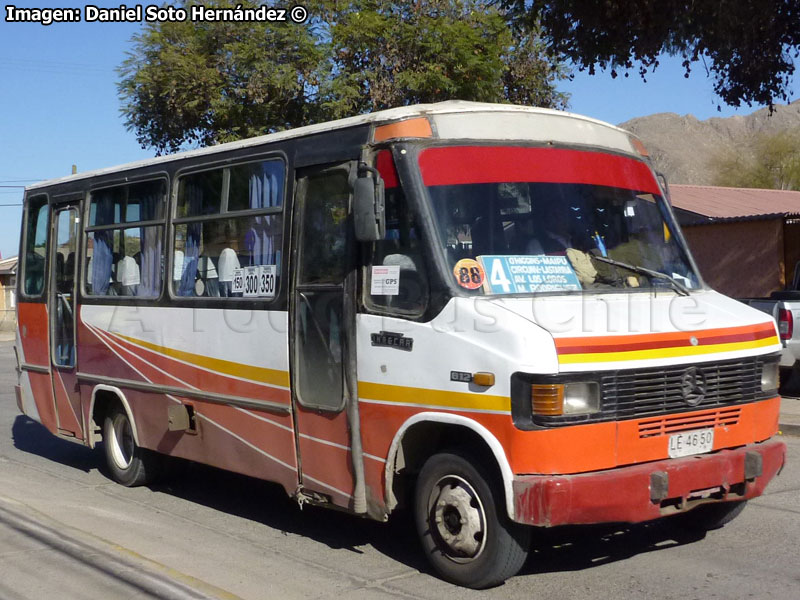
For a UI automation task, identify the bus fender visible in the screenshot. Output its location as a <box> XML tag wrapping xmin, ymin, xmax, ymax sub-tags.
<box><xmin>384</xmin><ymin>412</ymin><xmax>517</xmax><ymax>521</ymax></box>
<box><xmin>87</xmin><ymin>385</ymin><xmax>140</xmax><ymax>449</ymax></box>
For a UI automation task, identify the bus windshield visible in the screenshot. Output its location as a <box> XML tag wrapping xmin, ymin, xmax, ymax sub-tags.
<box><xmin>418</xmin><ymin>145</ymin><xmax>700</xmax><ymax>295</ymax></box>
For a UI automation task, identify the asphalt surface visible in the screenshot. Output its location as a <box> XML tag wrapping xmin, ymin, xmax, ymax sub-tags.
<box><xmin>1</xmin><ymin>338</ymin><xmax>799</xmax><ymax>599</ymax></box>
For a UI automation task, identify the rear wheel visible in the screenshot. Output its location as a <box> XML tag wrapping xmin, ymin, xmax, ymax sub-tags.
<box><xmin>414</xmin><ymin>452</ymin><xmax>529</xmax><ymax>588</ymax></box>
<box><xmin>678</xmin><ymin>500</ymin><xmax>748</xmax><ymax>531</ymax></box>
<box><xmin>103</xmin><ymin>406</ymin><xmax>160</xmax><ymax>487</ymax></box>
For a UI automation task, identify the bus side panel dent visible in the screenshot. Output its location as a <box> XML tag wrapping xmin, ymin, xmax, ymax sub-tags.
<box><xmin>512</xmin><ymin>440</ymin><xmax>786</xmax><ymax>526</ymax></box>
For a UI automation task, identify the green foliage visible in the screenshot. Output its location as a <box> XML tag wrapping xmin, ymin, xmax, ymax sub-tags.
<box><xmin>712</xmin><ymin>130</ymin><xmax>800</xmax><ymax>190</ymax></box>
<box><xmin>501</xmin><ymin>0</ymin><xmax>799</xmax><ymax>109</ymax></box>
<box><xmin>118</xmin><ymin>1</ymin><xmax>325</xmax><ymax>153</ymax></box>
<box><xmin>315</xmin><ymin>0</ymin><xmax>568</xmax><ymax>115</ymax></box>
<box><xmin>118</xmin><ymin>0</ymin><xmax>569</xmax><ymax>154</ymax></box>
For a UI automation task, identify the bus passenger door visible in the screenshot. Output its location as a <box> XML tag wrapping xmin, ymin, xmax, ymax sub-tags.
<box><xmin>290</xmin><ymin>164</ymin><xmax>360</xmax><ymax>509</ymax></box>
<box><xmin>48</xmin><ymin>203</ymin><xmax>84</xmax><ymax>439</ymax></box>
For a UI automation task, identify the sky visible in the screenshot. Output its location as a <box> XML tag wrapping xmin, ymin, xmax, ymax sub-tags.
<box><xmin>1</xmin><ymin>1</ymin><xmax>798</xmax><ymax>259</ymax></box>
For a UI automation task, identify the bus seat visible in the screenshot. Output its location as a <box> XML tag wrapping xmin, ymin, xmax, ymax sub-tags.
<box><xmin>198</xmin><ymin>255</ymin><xmax>220</xmax><ymax>297</ymax></box>
<box><xmin>65</xmin><ymin>252</ymin><xmax>75</xmax><ymax>284</ymax></box>
<box><xmin>55</xmin><ymin>253</ymin><xmax>66</xmax><ymax>292</ymax></box>
<box><xmin>173</xmin><ymin>250</ymin><xmax>185</xmax><ymax>287</ymax></box>
<box><xmin>383</xmin><ymin>253</ymin><xmax>416</xmax><ymax>272</ymax></box>
<box><xmin>471</xmin><ymin>215</ymin><xmax>505</xmax><ymax>257</ymax></box>
<box><xmin>116</xmin><ymin>256</ymin><xmax>140</xmax><ymax>296</ymax></box>
<box><xmin>217</xmin><ymin>248</ymin><xmax>241</xmax><ymax>296</ymax></box>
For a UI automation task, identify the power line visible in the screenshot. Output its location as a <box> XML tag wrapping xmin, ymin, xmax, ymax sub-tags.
<box><xmin>0</xmin><ymin>204</ymin><xmax>22</xmax><ymax>207</ymax></box>
<box><xmin>0</xmin><ymin>185</ymin><xmax>26</xmax><ymax>189</ymax></box>
<box><xmin>0</xmin><ymin>58</ymin><xmax>114</xmax><ymax>77</ymax></box>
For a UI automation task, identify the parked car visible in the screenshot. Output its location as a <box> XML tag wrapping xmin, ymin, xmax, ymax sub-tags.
<box><xmin>741</xmin><ymin>292</ymin><xmax>800</xmax><ymax>387</ymax></box>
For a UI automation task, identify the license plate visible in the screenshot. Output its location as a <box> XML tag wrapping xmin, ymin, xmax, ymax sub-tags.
<box><xmin>668</xmin><ymin>429</ymin><xmax>714</xmax><ymax>458</ymax></box>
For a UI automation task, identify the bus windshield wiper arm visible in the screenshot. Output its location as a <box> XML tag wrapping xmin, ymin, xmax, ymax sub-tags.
<box><xmin>591</xmin><ymin>255</ymin><xmax>691</xmax><ymax>296</ymax></box>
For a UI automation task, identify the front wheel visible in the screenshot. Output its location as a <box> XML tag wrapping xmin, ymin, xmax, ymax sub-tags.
<box><xmin>103</xmin><ymin>406</ymin><xmax>160</xmax><ymax>487</ymax></box>
<box><xmin>414</xmin><ymin>452</ymin><xmax>529</xmax><ymax>588</ymax></box>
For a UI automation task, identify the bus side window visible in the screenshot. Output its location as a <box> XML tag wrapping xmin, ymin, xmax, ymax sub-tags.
<box><xmin>84</xmin><ymin>181</ymin><xmax>166</xmax><ymax>298</ymax></box>
<box><xmin>173</xmin><ymin>160</ymin><xmax>284</xmax><ymax>298</ymax></box>
<box><xmin>365</xmin><ymin>151</ymin><xmax>429</xmax><ymax>315</ymax></box>
<box><xmin>22</xmin><ymin>195</ymin><xmax>49</xmax><ymax>297</ymax></box>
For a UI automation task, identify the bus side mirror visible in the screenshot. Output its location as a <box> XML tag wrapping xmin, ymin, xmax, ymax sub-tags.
<box><xmin>353</xmin><ymin>165</ymin><xmax>386</xmax><ymax>242</ymax></box>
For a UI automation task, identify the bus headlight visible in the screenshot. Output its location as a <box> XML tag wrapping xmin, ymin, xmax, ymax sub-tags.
<box><xmin>531</xmin><ymin>382</ymin><xmax>600</xmax><ymax>416</ymax></box>
<box><xmin>564</xmin><ymin>382</ymin><xmax>601</xmax><ymax>414</ymax></box>
<box><xmin>761</xmin><ymin>361</ymin><xmax>779</xmax><ymax>393</ymax></box>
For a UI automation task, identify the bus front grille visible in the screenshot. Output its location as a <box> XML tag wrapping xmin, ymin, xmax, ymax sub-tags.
<box><xmin>601</xmin><ymin>356</ymin><xmax>766</xmax><ymax>421</ymax></box>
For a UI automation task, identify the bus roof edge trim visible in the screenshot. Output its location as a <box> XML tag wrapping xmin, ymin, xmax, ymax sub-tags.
<box><xmin>26</xmin><ymin>101</ymin><xmax>634</xmax><ymax>192</ymax></box>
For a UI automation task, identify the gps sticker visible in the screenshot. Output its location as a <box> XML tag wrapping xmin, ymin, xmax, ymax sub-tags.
<box><xmin>453</xmin><ymin>258</ymin><xmax>485</xmax><ymax>290</ymax></box>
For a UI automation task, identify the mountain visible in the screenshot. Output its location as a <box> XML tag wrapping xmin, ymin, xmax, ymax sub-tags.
<box><xmin>619</xmin><ymin>99</ymin><xmax>800</xmax><ymax>185</ymax></box>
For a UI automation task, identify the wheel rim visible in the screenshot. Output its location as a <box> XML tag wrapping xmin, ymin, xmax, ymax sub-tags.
<box><xmin>109</xmin><ymin>413</ymin><xmax>134</xmax><ymax>470</ymax></box>
<box><xmin>427</xmin><ymin>474</ymin><xmax>487</xmax><ymax>562</ymax></box>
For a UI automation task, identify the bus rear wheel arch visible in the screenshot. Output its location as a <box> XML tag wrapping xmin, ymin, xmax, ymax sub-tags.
<box><xmin>102</xmin><ymin>404</ymin><xmax>161</xmax><ymax>487</ymax></box>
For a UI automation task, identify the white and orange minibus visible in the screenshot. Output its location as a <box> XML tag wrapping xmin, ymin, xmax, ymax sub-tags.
<box><xmin>14</xmin><ymin>101</ymin><xmax>786</xmax><ymax>587</ymax></box>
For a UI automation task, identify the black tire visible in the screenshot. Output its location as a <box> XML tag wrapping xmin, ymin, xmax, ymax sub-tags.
<box><xmin>414</xmin><ymin>452</ymin><xmax>530</xmax><ymax>589</ymax></box>
<box><xmin>678</xmin><ymin>500</ymin><xmax>748</xmax><ymax>531</ymax></box>
<box><xmin>103</xmin><ymin>406</ymin><xmax>160</xmax><ymax>487</ymax></box>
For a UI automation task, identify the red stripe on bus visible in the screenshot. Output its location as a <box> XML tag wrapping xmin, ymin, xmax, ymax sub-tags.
<box><xmin>556</xmin><ymin>326</ymin><xmax>777</xmax><ymax>355</ymax></box>
<box><xmin>554</xmin><ymin>323</ymin><xmax>777</xmax><ymax>355</ymax></box>
<box><xmin>418</xmin><ymin>146</ymin><xmax>661</xmax><ymax>194</ymax></box>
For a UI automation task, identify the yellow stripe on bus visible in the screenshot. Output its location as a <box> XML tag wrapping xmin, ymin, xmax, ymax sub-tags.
<box><xmin>358</xmin><ymin>381</ymin><xmax>510</xmax><ymax>412</ymax></box>
<box><xmin>111</xmin><ymin>332</ymin><xmax>291</xmax><ymax>388</ymax></box>
<box><xmin>558</xmin><ymin>337</ymin><xmax>778</xmax><ymax>364</ymax></box>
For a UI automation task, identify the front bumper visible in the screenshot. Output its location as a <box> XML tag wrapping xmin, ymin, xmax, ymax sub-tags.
<box><xmin>512</xmin><ymin>439</ymin><xmax>786</xmax><ymax>526</ymax></box>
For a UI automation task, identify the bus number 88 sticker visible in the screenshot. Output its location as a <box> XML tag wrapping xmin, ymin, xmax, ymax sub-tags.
<box><xmin>453</xmin><ymin>258</ymin><xmax>485</xmax><ymax>290</ymax></box>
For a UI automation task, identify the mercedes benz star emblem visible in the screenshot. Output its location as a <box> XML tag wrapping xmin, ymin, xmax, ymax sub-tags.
<box><xmin>680</xmin><ymin>367</ymin><xmax>707</xmax><ymax>406</ymax></box>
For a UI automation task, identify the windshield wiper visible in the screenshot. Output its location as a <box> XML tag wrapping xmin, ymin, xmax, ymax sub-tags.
<box><xmin>591</xmin><ymin>255</ymin><xmax>691</xmax><ymax>296</ymax></box>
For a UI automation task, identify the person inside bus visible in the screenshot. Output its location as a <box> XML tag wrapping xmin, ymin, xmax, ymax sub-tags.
<box><xmin>524</xmin><ymin>204</ymin><xmax>574</xmax><ymax>256</ymax></box>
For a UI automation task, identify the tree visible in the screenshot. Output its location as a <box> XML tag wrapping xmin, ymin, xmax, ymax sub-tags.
<box><xmin>712</xmin><ymin>130</ymin><xmax>800</xmax><ymax>190</ymax></box>
<box><xmin>315</xmin><ymin>1</ymin><xmax>568</xmax><ymax>117</ymax></box>
<box><xmin>118</xmin><ymin>0</ymin><xmax>569</xmax><ymax>155</ymax></box>
<box><xmin>501</xmin><ymin>0</ymin><xmax>799</xmax><ymax>109</ymax></box>
<box><xmin>118</xmin><ymin>3</ymin><xmax>325</xmax><ymax>153</ymax></box>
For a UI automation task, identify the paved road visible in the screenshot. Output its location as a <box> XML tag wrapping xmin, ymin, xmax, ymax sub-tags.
<box><xmin>1</xmin><ymin>339</ymin><xmax>799</xmax><ymax>599</ymax></box>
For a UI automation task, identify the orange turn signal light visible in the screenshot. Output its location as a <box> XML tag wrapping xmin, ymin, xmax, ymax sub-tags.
<box><xmin>472</xmin><ymin>372</ymin><xmax>495</xmax><ymax>387</ymax></box>
<box><xmin>630</xmin><ymin>136</ymin><xmax>650</xmax><ymax>157</ymax></box>
<box><xmin>531</xmin><ymin>384</ymin><xmax>564</xmax><ymax>416</ymax></box>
